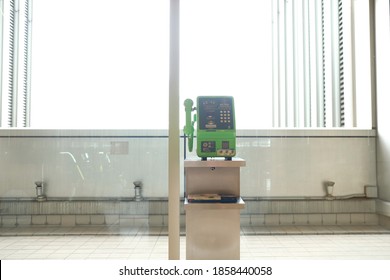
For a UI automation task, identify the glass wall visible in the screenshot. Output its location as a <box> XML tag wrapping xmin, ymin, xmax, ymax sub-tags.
<box><xmin>0</xmin><ymin>0</ymin><xmax>378</xmax><ymax>230</ymax></box>
<box><xmin>1</xmin><ymin>0</ymin><xmax>169</xmax><ymax>129</ymax></box>
<box><xmin>180</xmin><ymin>0</ymin><xmax>273</xmax><ymax>129</ymax></box>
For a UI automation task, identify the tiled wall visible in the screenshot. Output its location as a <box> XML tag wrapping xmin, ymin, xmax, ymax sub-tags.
<box><xmin>0</xmin><ymin>199</ymin><xmax>378</xmax><ymax>227</ymax></box>
<box><xmin>237</xmin><ymin>130</ymin><xmax>376</xmax><ymax>197</ymax></box>
<box><xmin>0</xmin><ymin>130</ymin><xmax>170</xmax><ymax>198</ymax></box>
<box><xmin>0</xmin><ymin>129</ymin><xmax>380</xmax><ymax>227</ymax></box>
<box><xmin>0</xmin><ymin>129</ymin><xmax>376</xmax><ymax>199</ymax></box>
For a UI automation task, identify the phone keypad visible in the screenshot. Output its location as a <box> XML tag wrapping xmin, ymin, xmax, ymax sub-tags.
<box><xmin>220</xmin><ymin>110</ymin><xmax>231</xmax><ymax>124</ymax></box>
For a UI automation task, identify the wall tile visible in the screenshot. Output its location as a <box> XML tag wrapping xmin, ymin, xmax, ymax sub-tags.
<box><xmin>293</xmin><ymin>214</ymin><xmax>308</xmax><ymax>225</ymax></box>
<box><xmin>308</xmin><ymin>214</ymin><xmax>322</xmax><ymax>225</ymax></box>
<box><xmin>336</xmin><ymin>213</ymin><xmax>351</xmax><ymax>225</ymax></box>
<box><xmin>90</xmin><ymin>215</ymin><xmax>105</xmax><ymax>225</ymax></box>
<box><xmin>119</xmin><ymin>215</ymin><xmax>134</xmax><ymax>226</ymax></box>
<box><xmin>16</xmin><ymin>215</ymin><xmax>31</xmax><ymax>226</ymax></box>
<box><xmin>32</xmin><ymin>215</ymin><xmax>46</xmax><ymax>225</ymax></box>
<box><xmin>265</xmin><ymin>214</ymin><xmax>279</xmax><ymax>225</ymax></box>
<box><xmin>351</xmin><ymin>213</ymin><xmax>365</xmax><ymax>225</ymax></box>
<box><xmin>76</xmin><ymin>215</ymin><xmax>91</xmax><ymax>225</ymax></box>
<box><xmin>162</xmin><ymin>215</ymin><xmax>168</xmax><ymax>226</ymax></box>
<box><xmin>133</xmin><ymin>217</ymin><xmax>148</xmax><ymax>227</ymax></box>
<box><xmin>364</xmin><ymin>213</ymin><xmax>379</xmax><ymax>225</ymax></box>
<box><xmin>149</xmin><ymin>215</ymin><xmax>164</xmax><ymax>226</ymax></box>
<box><xmin>61</xmin><ymin>215</ymin><xmax>76</xmax><ymax>226</ymax></box>
<box><xmin>279</xmin><ymin>214</ymin><xmax>294</xmax><ymax>225</ymax></box>
<box><xmin>322</xmin><ymin>214</ymin><xmax>337</xmax><ymax>225</ymax></box>
<box><xmin>105</xmin><ymin>215</ymin><xmax>120</xmax><ymax>225</ymax></box>
<box><xmin>47</xmin><ymin>215</ymin><xmax>61</xmax><ymax>225</ymax></box>
<box><xmin>240</xmin><ymin>215</ymin><xmax>251</xmax><ymax>226</ymax></box>
<box><xmin>250</xmin><ymin>214</ymin><xmax>265</xmax><ymax>225</ymax></box>
<box><xmin>1</xmin><ymin>216</ymin><xmax>17</xmax><ymax>227</ymax></box>
<box><xmin>148</xmin><ymin>201</ymin><xmax>162</xmax><ymax>215</ymax></box>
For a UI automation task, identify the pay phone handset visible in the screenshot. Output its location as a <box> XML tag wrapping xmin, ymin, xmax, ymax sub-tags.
<box><xmin>184</xmin><ymin>96</ymin><xmax>236</xmax><ymax>160</ymax></box>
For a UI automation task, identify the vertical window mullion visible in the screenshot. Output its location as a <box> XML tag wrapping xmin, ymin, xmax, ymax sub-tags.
<box><xmin>302</xmin><ymin>0</ymin><xmax>311</xmax><ymax>127</ymax></box>
<box><xmin>312</xmin><ymin>0</ymin><xmax>327</xmax><ymax>128</ymax></box>
<box><xmin>23</xmin><ymin>0</ymin><xmax>32</xmax><ymax>127</ymax></box>
<box><xmin>294</xmin><ymin>0</ymin><xmax>307</xmax><ymax>128</ymax></box>
<box><xmin>292</xmin><ymin>0</ymin><xmax>300</xmax><ymax>127</ymax></box>
<box><xmin>309</xmin><ymin>0</ymin><xmax>319</xmax><ymax>127</ymax></box>
<box><xmin>331</xmin><ymin>0</ymin><xmax>341</xmax><ymax>127</ymax></box>
<box><xmin>8</xmin><ymin>0</ymin><xmax>19</xmax><ymax>127</ymax></box>
<box><xmin>273</xmin><ymin>0</ymin><xmax>287</xmax><ymax>128</ymax></box>
<box><xmin>319</xmin><ymin>0</ymin><xmax>327</xmax><ymax>127</ymax></box>
<box><xmin>338</xmin><ymin>0</ymin><xmax>345</xmax><ymax>127</ymax></box>
<box><xmin>272</xmin><ymin>0</ymin><xmax>279</xmax><ymax>127</ymax></box>
<box><xmin>323</xmin><ymin>0</ymin><xmax>335</xmax><ymax>127</ymax></box>
<box><xmin>341</xmin><ymin>0</ymin><xmax>354</xmax><ymax>127</ymax></box>
<box><xmin>285</xmin><ymin>0</ymin><xmax>294</xmax><ymax>127</ymax></box>
<box><xmin>280</xmin><ymin>0</ymin><xmax>287</xmax><ymax>127</ymax></box>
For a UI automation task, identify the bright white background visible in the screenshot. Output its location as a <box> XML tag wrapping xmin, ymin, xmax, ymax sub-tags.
<box><xmin>30</xmin><ymin>0</ymin><xmax>272</xmax><ymax>129</ymax></box>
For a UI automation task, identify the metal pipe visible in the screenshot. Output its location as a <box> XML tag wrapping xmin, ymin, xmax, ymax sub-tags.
<box><xmin>242</xmin><ymin>194</ymin><xmax>367</xmax><ymax>201</ymax></box>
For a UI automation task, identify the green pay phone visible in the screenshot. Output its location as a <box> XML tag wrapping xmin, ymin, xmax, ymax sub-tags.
<box><xmin>184</xmin><ymin>96</ymin><xmax>236</xmax><ymax>160</ymax></box>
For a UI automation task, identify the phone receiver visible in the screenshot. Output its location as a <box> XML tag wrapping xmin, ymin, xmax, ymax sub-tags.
<box><xmin>184</xmin><ymin>99</ymin><xmax>196</xmax><ymax>152</ymax></box>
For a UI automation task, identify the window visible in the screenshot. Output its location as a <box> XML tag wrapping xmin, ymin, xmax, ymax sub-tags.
<box><xmin>271</xmin><ymin>0</ymin><xmax>373</xmax><ymax>128</ymax></box>
<box><xmin>1</xmin><ymin>0</ymin><xmax>169</xmax><ymax>129</ymax></box>
<box><xmin>180</xmin><ymin>0</ymin><xmax>273</xmax><ymax>129</ymax></box>
<box><xmin>0</xmin><ymin>0</ymin><xmax>374</xmax><ymax>129</ymax></box>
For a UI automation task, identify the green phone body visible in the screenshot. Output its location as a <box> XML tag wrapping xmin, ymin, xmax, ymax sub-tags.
<box><xmin>184</xmin><ymin>96</ymin><xmax>236</xmax><ymax>160</ymax></box>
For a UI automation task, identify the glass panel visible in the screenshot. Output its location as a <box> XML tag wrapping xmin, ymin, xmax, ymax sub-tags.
<box><xmin>0</xmin><ymin>132</ymin><xmax>169</xmax><ymax>198</ymax></box>
<box><xmin>0</xmin><ymin>1</ymin><xmax>170</xmax><ymax>235</ymax></box>
<box><xmin>180</xmin><ymin>0</ymin><xmax>273</xmax><ymax>129</ymax></box>
<box><xmin>31</xmin><ymin>0</ymin><xmax>169</xmax><ymax>129</ymax></box>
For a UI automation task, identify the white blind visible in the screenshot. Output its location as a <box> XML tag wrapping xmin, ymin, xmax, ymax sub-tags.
<box><xmin>272</xmin><ymin>0</ymin><xmax>346</xmax><ymax>128</ymax></box>
<box><xmin>0</xmin><ymin>0</ymin><xmax>32</xmax><ymax>127</ymax></box>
